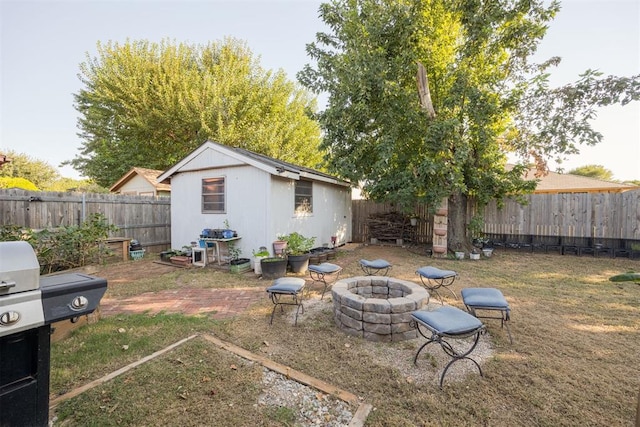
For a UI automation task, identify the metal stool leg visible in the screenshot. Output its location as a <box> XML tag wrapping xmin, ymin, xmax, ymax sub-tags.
<box><xmin>267</xmin><ymin>291</ymin><xmax>305</xmax><ymax>325</ymax></box>
<box><xmin>413</xmin><ymin>322</ymin><xmax>483</xmax><ymax>388</ymax></box>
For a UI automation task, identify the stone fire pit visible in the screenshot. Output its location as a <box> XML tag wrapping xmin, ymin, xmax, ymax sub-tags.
<box><xmin>331</xmin><ymin>276</ymin><xmax>429</xmax><ymax>342</ymax></box>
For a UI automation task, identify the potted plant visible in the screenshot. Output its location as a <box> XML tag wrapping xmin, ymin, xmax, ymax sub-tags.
<box><xmin>482</xmin><ymin>247</ymin><xmax>494</xmax><ymax>257</ymax></box>
<box><xmin>228</xmin><ymin>241</ymin><xmax>250</xmax><ymax>274</ymax></box>
<box><xmin>260</xmin><ymin>257</ymin><xmax>288</xmax><ymax>279</ymax></box>
<box><xmin>272</xmin><ymin>239</ymin><xmax>287</xmax><ymax>256</ymax></box>
<box><xmin>470</xmin><ymin>248</ymin><xmax>481</xmax><ymax>260</ymax></box>
<box><xmin>279</xmin><ymin>232</ymin><xmax>316</xmax><ymax>274</ymax></box>
<box><xmin>252</xmin><ymin>247</ymin><xmax>270</xmax><ymax>275</ymax></box>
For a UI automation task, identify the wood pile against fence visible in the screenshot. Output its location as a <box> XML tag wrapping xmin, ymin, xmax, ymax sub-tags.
<box><xmin>0</xmin><ymin>189</ymin><xmax>171</xmax><ymax>254</ymax></box>
<box><xmin>366</xmin><ymin>212</ymin><xmax>412</xmax><ymax>242</ymax></box>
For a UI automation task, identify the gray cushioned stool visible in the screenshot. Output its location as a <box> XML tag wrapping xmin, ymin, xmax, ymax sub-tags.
<box><xmin>411</xmin><ymin>306</ymin><xmax>485</xmax><ymax>388</ymax></box>
<box><xmin>416</xmin><ymin>266</ymin><xmax>458</xmax><ymax>304</ymax></box>
<box><xmin>266</xmin><ymin>277</ymin><xmax>306</xmax><ymax>325</ymax></box>
<box><xmin>308</xmin><ymin>262</ymin><xmax>342</xmax><ymax>299</ymax></box>
<box><xmin>461</xmin><ymin>287</ymin><xmax>512</xmax><ymax>343</ymax></box>
<box><xmin>359</xmin><ymin>259</ymin><xmax>392</xmax><ymax>276</ymax></box>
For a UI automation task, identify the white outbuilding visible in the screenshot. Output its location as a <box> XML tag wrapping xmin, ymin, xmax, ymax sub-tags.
<box><xmin>157</xmin><ymin>141</ymin><xmax>352</xmax><ymax>262</ymax></box>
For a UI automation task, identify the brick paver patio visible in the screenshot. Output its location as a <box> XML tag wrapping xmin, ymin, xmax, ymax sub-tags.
<box><xmin>100</xmin><ymin>287</ymin><xmax>266</xmax><ymax>319</ymax></box>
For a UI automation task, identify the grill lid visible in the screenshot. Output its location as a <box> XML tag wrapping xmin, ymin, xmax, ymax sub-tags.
<box><xmin>0</xmin><ymin>241</ymin><xmax>40</xmax><ymax>295</ymax></box>
<box><xmin>40</xmin><ymin>273</ymin><xmax>107</xmax><ymax>323</ymax></box>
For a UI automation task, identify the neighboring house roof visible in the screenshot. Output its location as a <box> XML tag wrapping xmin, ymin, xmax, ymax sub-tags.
<box><xmin>157</xmin><ymin>140</ymin><xmax>351</xmax><ymax>188</ymax></box>
<box><xmin>514</xmin><ymin>165</ymin><xmax>638</xmax><ymax>194</ymax></box>
<box><xmin>110</xmin><ymin>167</ymin><xmax>171</xmax><ymax>193</ymax></box>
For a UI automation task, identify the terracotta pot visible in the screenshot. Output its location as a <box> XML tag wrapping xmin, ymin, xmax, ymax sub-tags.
<box><xmin>272</xmin><ymin>240</ymin><xmax>287</xmax><ymax>256</ymax></box>
<box><xmin>432</xmin><ymin>245</ymin><xmax>447</xmax><ymax>254</ymax></box>
<box><xmin>435</xmin><ymin>207</ymin><xmax>448</xmax><ymax>216</ymax></box>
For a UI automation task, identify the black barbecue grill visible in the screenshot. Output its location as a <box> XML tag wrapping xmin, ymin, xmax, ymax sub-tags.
<box><xmin>0</xmin><ymin>241</ymin><xmax>108</xmax><ymax>426</ymax></box>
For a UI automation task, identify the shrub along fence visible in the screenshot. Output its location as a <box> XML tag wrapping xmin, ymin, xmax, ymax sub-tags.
<box><xmin>352</xmin><ymin>189</ymin><xmax>640</xmax><ymax>253</ymax></box>
<box><xmin>0</xmin><ymin>189</ymin><xmax>171</xmax><ymax>257</ymax></box>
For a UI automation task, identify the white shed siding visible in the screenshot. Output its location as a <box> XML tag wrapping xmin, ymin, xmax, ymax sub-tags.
<box><xmin>267</xmin><ymin>177</ymin><xmax>352</xmax><ymax>249</ymax></box>
<box><xmin>269</xmin><ymin>177</ymin><xmax>297</xmax><ymax>237</ymax></box>
<box><xmin>177</xmin><ymin>146</ymin><xmax>245</xmax><ymax>172</ymax></box>
<box><xmin>170</xmin><ymin>165</ymin><xmax>272</xmax><ymax>257</ymax></box>
<box><xmin>314</xmin><ymin>181</ymin><xmax>352</xmax><ymax>247</ymax></box>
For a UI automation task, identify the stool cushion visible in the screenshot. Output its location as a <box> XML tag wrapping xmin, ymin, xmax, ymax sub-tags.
<box><xmin>416</xmin><ymin>266</ymin><xmax>457</xmax><ymax>279</ymax></box>
<box><xmin>412</xmin><ymin>306</ymin><xmax>483</xmax><ymax>335</ymax></box>
<box><xmin>359</xmin><ymin>259</ymin><xmax>391</xmax><ymax>269</ymax></box>
<box><xmin>461</xmin><ymin>288</ymin><xmax>509</xmax><ymax>310</ymax></box>
<box><xmin>267</xmin><ymin>277</ymin><xmax>305</xmax><ymax>294</ymax></box>
<box><xmin>308</xmin><ymin>263</ymin><xmax>342</xmax><ymax>274</ymax></box>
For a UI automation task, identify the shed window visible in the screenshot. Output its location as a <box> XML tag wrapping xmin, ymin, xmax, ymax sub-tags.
<box><xmin>202</xmin><ymin>177</ymin><xmax>225</xmax><ymax>213</ymax></box>
<box><xmin>295</xmin><ymin>180</ymin><xmax>313</xmax><ymax>214</ymax></box>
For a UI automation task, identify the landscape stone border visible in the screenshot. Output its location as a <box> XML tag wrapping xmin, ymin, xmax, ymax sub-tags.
<box><xmin>331</xmin><ymin>276</ymin><xmax>429</xmax><ymax>342</ymax></box>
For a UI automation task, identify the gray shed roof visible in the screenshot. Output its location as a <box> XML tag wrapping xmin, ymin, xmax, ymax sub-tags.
<box><xmin>157</xmin><ymin>140</ymin><xmax>351</xmax><ymax>188</ymax></box>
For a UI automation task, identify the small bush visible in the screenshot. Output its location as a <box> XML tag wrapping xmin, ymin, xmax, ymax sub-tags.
<box><xmin>0</xmin><ymin>213</ymin><xmax>118</xmax><ymax>273</ymax></box>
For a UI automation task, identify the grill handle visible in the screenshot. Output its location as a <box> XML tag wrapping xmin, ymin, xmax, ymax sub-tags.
<box><xmin>0</xmin><ymin>281</ymin><xmax>16</xmax><ymax>291</ymax></box>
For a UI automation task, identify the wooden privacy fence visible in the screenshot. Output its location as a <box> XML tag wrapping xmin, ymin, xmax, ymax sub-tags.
<box><xmin>483</xmin><ymin>191</ymin><xmax>640</xmax><ymax>240</ymax></box>
<box><xmin>0</xmin><ymin>189</ymin><xmax>171</xmax><ymax>253</ymax></box>
<box><xmin>352</xmin><ymin>190</ymin><xmax>640</xmax><ymax>244</ymax></box>
<box><xmin>3</xmin><ymin>189</ymin><xmax>639</xmax><ymax>254</ymax></box>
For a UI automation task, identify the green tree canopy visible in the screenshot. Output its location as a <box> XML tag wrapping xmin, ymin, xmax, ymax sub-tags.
<box><xmin>568</xmin><ymin>165</ymin><xmax>614</xmax><ymax>181</ymax></box>
<box><xmin>69</xmin><ymin>38</ymin><xmax>323</xmax><ymax>187</ymax></box>
<box><xmin>0</xmin><ymin>150</ymin><xmax>59</xmax><ymax>189</ymax></box>
<box><xmin>299</xmin><ymin>0</ymin><xmax>640</xmax><ymax>249</ymax></box>
<box><xmin>45</xmin><ymin>178</ymin><xmax>110</xmax><ymax>193</ymax></box>
<box><xmin>0</xmin><ymin>150</ymin><xmax>106</xmax><ymax>192</ymax></box>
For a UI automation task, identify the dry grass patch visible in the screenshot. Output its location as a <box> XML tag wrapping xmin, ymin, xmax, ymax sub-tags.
<box><xmin>51</xmin><ymin>245</ymin><xmax>640</xmax><ymax>426</ymax></box>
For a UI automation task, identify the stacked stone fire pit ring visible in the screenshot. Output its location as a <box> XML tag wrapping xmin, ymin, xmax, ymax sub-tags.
<box><xmin>332</xmin><ymin>276</ymin><xmax>429</xmax><ymax>342</ymax></box>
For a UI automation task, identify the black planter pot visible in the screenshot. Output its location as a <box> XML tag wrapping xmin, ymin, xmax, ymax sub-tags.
<box><xmin>159</xmin><ymin>251</ymin><xmax>176</xmax><ymax>262</ymax></box>
<box><xmin>260</xmin><ymin>257</ymin><xmax>288</xmax><ymax>280</ymax></box>
<box><xmin>287</xmin><ymin>254</ymin><xmax>310</xmax><ymax>274</ymax></box>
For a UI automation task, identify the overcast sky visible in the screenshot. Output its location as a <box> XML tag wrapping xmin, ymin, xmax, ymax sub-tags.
<box><xmin>1</xmin><ymin>0</ymin><xmax>638</xmax><ymax>181</ymax></box>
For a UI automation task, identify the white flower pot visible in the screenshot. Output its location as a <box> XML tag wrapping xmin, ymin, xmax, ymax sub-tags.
<box><xmin>254</xmin><ymin>256</ymin><xmax>267</xmax><ymax>275</ymax></box>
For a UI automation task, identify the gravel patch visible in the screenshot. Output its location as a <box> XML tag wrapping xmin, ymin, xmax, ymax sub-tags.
<box><xmin>258</xmin><ymin>369</ymin><xmax>354</xmax><ymax>426</ymax></box>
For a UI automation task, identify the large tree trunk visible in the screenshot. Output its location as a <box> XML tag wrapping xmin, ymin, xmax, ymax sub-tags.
<box><xmin>447</xmin><ymin>191</ymin><xmax>472</xmax><ymax>253</ymax></box>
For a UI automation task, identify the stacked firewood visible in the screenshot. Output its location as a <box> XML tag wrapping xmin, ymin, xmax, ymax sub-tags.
<box><xmin>366</xmin><ymin>212</ymin><xmax>411</xmax><ymax>241</ymax></box>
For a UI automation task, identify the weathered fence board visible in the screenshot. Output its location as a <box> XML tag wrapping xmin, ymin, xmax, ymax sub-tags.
<box><xmin>353</xmin><ymin>190</ymin><xmax>640</xmax><ymax>243</ymax></box>
<box><xmin>0</xmin><ymin>189</ymin><xmax>171</xmax><ymax>253</ymax></box>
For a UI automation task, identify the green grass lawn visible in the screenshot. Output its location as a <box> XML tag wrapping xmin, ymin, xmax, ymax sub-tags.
<box><xmin>50</xmin><ymin>246</ymin><xmax>640</xmax><ymax>426</ymax></box>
